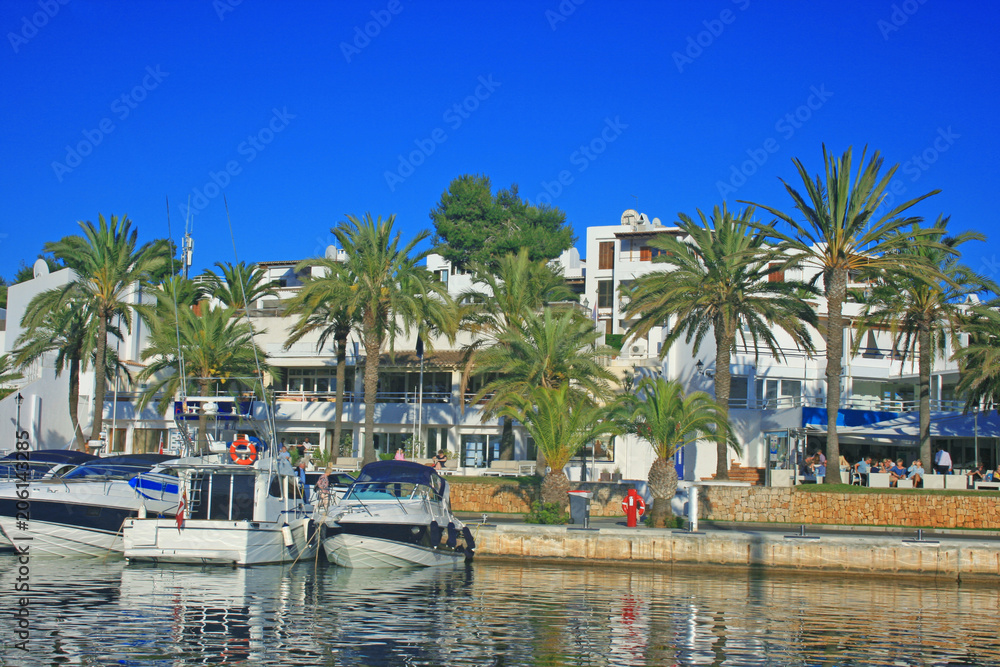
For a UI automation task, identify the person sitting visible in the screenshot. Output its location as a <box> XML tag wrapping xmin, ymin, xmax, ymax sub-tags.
<box><xmin>799</xmin><ymin>454</ymin><xmax>816</xmax><ymax>481</ymax></box>
<box><xmin>394</xmin><ymin>447</ymin><xmax>406</xmax><ymax>461</ymax></box>
<box><xmin>889</xmin><ymin>459</ymin><xmax>907</xmax><ymax>487</ymax></box>
<box><xmin>967</xmin><ymin>463</ymin><xmax>986</xmax><ymax>486</ymax></box>
<box><xmin>854</xmin><ymin>457</ymin><xmax>872</xmax><ymax>486</ymax></box>
<box><xmin>907</xmin><ymin>459</ymin><xmax>924</xmax><ymax>488</ymax></box>
<box><xmin>432</xmin><ymin>450</ymin><xmax>448</xmax><ymax>470</ymax></box>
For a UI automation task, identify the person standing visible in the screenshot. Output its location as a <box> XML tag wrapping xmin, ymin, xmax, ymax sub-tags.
<box><xmin>933</xmin><ymin>447</ymin><xmax>952</xmax><ymax>475</ymax></box>
<box><xmin>296</xmin><ymin>458</ymin><xmax>310</xmax><ymax>503</ymax></box>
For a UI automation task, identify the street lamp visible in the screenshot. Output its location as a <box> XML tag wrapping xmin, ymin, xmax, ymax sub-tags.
<box><xmin>695</xmin><ymin>360</ymin><xmax>715</xmax><ymax>378</ymax></box>
<box><xmin>15</xmin><ymin>393</ymin><xmax>23</xmax><ymax>435</ymax></box>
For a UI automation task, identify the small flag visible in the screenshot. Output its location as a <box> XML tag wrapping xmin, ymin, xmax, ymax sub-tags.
<box><xmin>592</xmin><ymin>303</ymin><xmax>599</xmax><ymax>324</ymax></box>
<box><xmin>176</xmin><ymin>490</ymin><xmax>187</xmax><ymax>530</ymax></box>
<box><xmin>158</xmin><ymin>433</ymin><xmax>164</xmax><ymax>455</ymax></box>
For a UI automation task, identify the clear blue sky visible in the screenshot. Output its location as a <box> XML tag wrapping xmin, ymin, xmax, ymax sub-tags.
<box><xmin>2</xmin><ymin>0</ymin><xmax>999</xmax><ymax>283</ymax></box>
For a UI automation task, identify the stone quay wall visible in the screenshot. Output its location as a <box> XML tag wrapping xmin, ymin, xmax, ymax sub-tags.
<box><xmin>473</xmin><ymin>525</ymin><xmax>1000</xmax><ymax>581</ymax></box>
<box><xmin>450</xmin><ymin>480</ymin><xmax>629</xmax><ymax>517</ymax></box>
<box><xmin>699</xmin><ymin>485</ymin><xmax>1000</xmax><ymax>530</ymax></box>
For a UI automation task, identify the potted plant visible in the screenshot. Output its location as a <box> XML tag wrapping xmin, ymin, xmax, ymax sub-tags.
<box><xmin>611</xmin><ymin>467</ymin><xmax>622</xmax><ymax>483</ymax></box>
<box><xmin>599</xmin><ymin>471</ymin><xmax>612</xmax><ymax>482</ymax></box>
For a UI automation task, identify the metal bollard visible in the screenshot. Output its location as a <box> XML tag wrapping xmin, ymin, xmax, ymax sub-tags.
<box><xmin>688</xmin><ymin>485</ymin><xmax>699</xmax><ymax>533</ymax></box>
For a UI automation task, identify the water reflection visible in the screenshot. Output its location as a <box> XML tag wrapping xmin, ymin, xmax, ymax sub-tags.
<box><xmin>1</xmin><ymin>555</ymin><xmax>999</xmax><ymax>666</ymax></box>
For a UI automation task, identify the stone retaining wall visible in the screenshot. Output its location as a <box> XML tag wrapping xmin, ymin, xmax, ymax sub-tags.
<box><xmin>700</xmin><ymin>485</ymin><xmax>1000</xmax><ymax>530</ymax></box>
<box><xmin>450</xmin><ymin>480</ymin><xmax>629</xmax><ymax>517</ymax></box>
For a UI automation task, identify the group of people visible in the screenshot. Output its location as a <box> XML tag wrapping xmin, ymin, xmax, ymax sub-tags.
<box><xmin>853</xmin><ymin>456</ymin><xmax>924</xmax><ymax>487</ymax></box>
<box><xmin>396</xmin><ymin>448</ymin><xmax>449</xmax><ymax>470</ymax></box>
<box><xmin>967</xmin><ymin>463</ymin><xmax>1000</xmax><ymax>484</ymax></box>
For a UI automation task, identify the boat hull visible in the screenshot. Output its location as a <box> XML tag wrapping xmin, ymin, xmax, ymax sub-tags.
<box><xmin>0</xmin><ymin>516</ymin><xmax>125</xmax><ymax>557</ymax></box>
<box><xmin>323</xmin><ymin>532</ymin><xmax>467</xmax><ymax>568</ymax></box>
<box><xmin>123</xmin><ymin>517</ymin><xmax>316</xmax><ymax>566</ymax></box>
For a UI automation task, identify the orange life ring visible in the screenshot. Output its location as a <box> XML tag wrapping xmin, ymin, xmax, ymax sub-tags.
<box><xmin>229</xmin><ymin>440</ymin><xmax>257</xmax><ymax>465</ymax></box>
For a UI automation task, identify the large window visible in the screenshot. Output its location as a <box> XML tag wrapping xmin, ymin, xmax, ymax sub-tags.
<box><xmin>283</xmin><ymin>368</ymin><xmax>356</xmax><ymax>397</ymax></box>
<box><xmin>755</xmin><ymin>378</ymin><xmax>802</xmax><ymax>408</ymax></box>
<box><xmin>378</xmin><ymin>372</ymin><xmax>452</xmax><ymax>403</ymax></box>
<box><xmin>729</xmin><ymin>376</ymin><xmax>749</xmax><ymax>408</ymax></box>
<box><xmin>598</xmin><ymin>241</ymin><xmax>614</xmax><ymax>270</ymax></box>
<box><xmin>597</xmin><ymin>280</ymin><xmax>614</xmax><ymax>309</ymax></box>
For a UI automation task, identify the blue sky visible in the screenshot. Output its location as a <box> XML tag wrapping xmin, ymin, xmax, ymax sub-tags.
<box><xmin>2</xmin><ymin>0</ymin><xmax>999</xmax><ymax>283</ymax></box>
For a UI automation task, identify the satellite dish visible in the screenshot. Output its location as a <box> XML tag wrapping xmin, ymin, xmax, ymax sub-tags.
<box><xmin>32</xmin><ymin>258</ymin><xmax>50</xmax><ymax>278</ymax></box>
<box><xmin>325</xmin><ymin>245</ymin><xmax>339</xmax><ymax>260</ymax></box>
<box><xmin>621</xmin><ymin>209</ymin><xmax>639</xmax><ymax>226</ymax></box>
<box><xmin>652</xmin><ymin>217</ymin><xmax>662</xmax><ymax>226</ymax></box>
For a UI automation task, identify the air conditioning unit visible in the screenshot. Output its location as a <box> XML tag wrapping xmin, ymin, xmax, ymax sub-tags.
<box><xmin>630</xmin><ymin>341</ymin><xmax>647</xmax><ymax>357</ymax></box>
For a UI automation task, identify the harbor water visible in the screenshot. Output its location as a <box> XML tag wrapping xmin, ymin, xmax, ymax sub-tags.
<box><xmin>1</xmin><ymin>554</ymin><xmax>999</xmax><ymax>666</ymax></box>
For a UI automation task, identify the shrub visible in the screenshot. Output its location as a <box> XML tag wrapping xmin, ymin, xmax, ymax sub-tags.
<box><xmin>524</xmin><ymin>501</ymin><xmax>569</xmax><ymax>525</ymax></box>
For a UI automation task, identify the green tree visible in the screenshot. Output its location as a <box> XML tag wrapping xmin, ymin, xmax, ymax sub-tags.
<box><xmin>0</xmin><ymin>353</ymin><xmax>22</xmax><ymax>400</ymax></box>
<box><xmin>624</xmin><ymin>204</ymin><xmax>818</xmax><ymax>480</ymax></box>
<box><xmin>42</xmin><ymin>215</ymin><xmax>168</xmax><ymax>442</ymax></box>
<box><xmin>202</xmin><ymin>260</ymin><xmax>277</xmax><ymax>311</ymax></box>
<box><xmin>430</xmin><ymin>174</ymin><xmax>575</xmax><ymax>271</ymax></box>
<box><xmin>954</xmin><ymin>303</ymin><xmax>1000</xmax><ymax>413</ymax></box>
<box><xmin>508</xmin><ymin>383</ymin><xmax>619</xmax><ymax>505</ymax></box>
<box><xmin>855</xmin><ymin>217</ymin><xmax>994</xmax><ymax>472</ymax></box>
<box><xmin>283</xmin><ymin>257</ymin><xmax>362</xmax><ymax>463</ymax></box>
<box><xmin>630</xmin><ymin>377</ymin><xmax>736</xmax><ymax>528</ymax></box>
<box><xmin>333</xmin><ymin>213</ymin><xmax>456</xmax><ymax>465</ymax></box>
<box><xmin>459</xmin><ymin>248</ymin><xmax>577</xmax><ymax>459</ymax></box>
<box><xmin>743</xmin><ymin>145</ymin><xmax>940</xmax><ymax>483</ymax></box>
<box><xmin>138</xmin><ymin>305</ymin><xmax>267</xmax><ymax>455</ymax></box>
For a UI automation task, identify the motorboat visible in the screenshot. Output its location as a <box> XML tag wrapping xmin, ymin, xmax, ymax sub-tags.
<box><xmin>122</xmin><ymin>460</ymin><xmax>316</xmax><ymax>567</ymax></box>
<box><xmin>322</xmin><ymin>460</ymin><xmax>475</xmax><ymax>568</ymax></box>
<box><xmin>0</xmin><ymin>454</ymin><xmax>181</xmax><ymax>556</ymax></box>
<box><xmin>0</xmin><ymin>449</ymin><xmax>97</xmax><ymax>481</ymax></box>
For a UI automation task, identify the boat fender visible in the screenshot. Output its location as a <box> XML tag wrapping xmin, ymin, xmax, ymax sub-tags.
<box><xmin>462</xmin><ymin>526</ymin><xmax>475</xmax><ymax>554</ymax></box>
<box><xmin>447</xmin><ymin>522</ymin><xmax>458</xmax><ymax>549</ymax></box>
<box><xmin>138</xmin><ymin>505</ymin><xmax>147</xmax><ymax>519</ymax></box>
<box><xmin>281</xmin><ymin>524</ymin><xmax>294</xmax><ymax>547</ymax></box>
<box><xmin>429</xmin><ymin>521</ymin><xmax>442</xmax><ymax>547</ymax></box>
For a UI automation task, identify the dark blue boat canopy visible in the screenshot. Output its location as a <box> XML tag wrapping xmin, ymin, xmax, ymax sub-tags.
<box><xmin>355</xmin><ymin>460</ymin><xmax>446</xmax><ymax>495</ymax></box>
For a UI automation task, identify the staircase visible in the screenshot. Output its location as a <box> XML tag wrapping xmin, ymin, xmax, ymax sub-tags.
<box><xmin>702</xmin><ymin>461</ymin><xmax>766</xmax><ymax>485</ymax></box>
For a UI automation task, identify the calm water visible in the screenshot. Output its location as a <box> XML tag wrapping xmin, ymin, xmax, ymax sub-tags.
<box><xmin>1</xmin><ymin>553</ymin><xmax>998</xmax><ymax>666</ymax></box>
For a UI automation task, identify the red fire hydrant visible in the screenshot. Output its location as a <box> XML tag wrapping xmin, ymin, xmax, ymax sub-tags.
<box><xmin>621</xmin><ymin>489</ymin><xmax>647</xmax><ymax>527</ymax></box>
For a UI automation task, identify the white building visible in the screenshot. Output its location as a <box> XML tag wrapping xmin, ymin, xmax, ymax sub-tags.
<box><xmin>2</xmin><ymin>212</ymin><xmax>994</xmax><ymax>481</ymax></box>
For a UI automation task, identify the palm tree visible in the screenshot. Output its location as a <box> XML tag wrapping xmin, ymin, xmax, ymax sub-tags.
<box><xmin>201</xmin><ymin>260</ymin><xmax>277</xmax><ymax>311</ymax></box>
<box><xmin>0</xmin><ymin>354</ymin><xmax>22</xmax><ymax>401</ymax></box>
<box><xmin>855</xmin><ymin>217</ymin><xmax>994</xmax><ymax>473</ymax></box>
<box><xmin>630</xmin><ymin>377</ymin><xmax>736</xmax><ymax>528</ymax></box>
<box><xmin>954</xmin><ymin>303</ymin><xmax>1000</xmax><ymax>413</ymax></box>
<box><xmin>43</xmin><ymin>214</ymin><xmax>167</xmax><ymax>442</ymax></box>
<box><xmin>333</xmin><ymin>213</ymin><xmax>455</xmax><ymax>465</ymax></box>
<box><xmin>283</xmin><ymin>257</ymin><xmax>361</xmax><ymax>463</ymax></box>
<box><xmin>742</xmin><ymin>145</ymin><xmax>941</xmax><ymax>483</ymax></box>
<box><xmin>624</xmin><ymin>204</ymin><xmax>818</xmax><ymax>480</ymax></box>
<box><xmin>138</xmin><ymin>305</ymin><xmax>267</xmax><ymax>454</ymax></box>
<box><xmin>472</xmin><ymin>307</ymin><xmax>617</xmax><ymax>472</ymax></box>
<box><xmin>459</xmin><ymin>248</ymin><xmax>576</xmax><ymax>459</ymax></box>
<box><xmin>507</xmin><ymin>383</ymin><xmax>619</xmax><ymax>505</ymax></box>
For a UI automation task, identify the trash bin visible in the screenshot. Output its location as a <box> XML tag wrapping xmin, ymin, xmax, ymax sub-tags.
<box><xmin>567</xmin><ymin>490</ymin><xmax>593</xmax><ymax>528</ymax></box>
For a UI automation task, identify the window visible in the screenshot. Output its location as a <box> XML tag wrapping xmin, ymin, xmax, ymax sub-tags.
<box><xmin>597</xmin><ymin>280</ymin><xmax>613</xmax><ymax>308</ymax></box>
<box><xmin>755</xmin><ymin>378</ymin><xmax>802</xmax><ymax>408</ymax></box>
<box><xmin>598</xmin><ymin>241</ymin><xmax>615</xmax><ymax>270</ymax></box>
<box><xmin>767</xmin><ymin>263</ymin><xmax>785</xmax><ymax>283</ymax></box>
<box><xmin>640</xmin><ymin>246</ymin><xmax>652</xmax><ymax>262</ymax></box>
<box><xmin>729</xmin><ymin>376</ymin><xmax>749</xmax><ymax>408</ymax></box>
<box><xmin>438</xmin><ymin>269</ymin><xmax>448</xmax><ymax>287</ymax></box>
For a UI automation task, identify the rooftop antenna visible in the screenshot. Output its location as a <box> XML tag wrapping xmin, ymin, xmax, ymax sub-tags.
<box><xmin>182</xmin><ymin>196</ymin><xmax>194</xmax><ymax>280</ymax></box>
<box><xmin>631</xmin><ymin>194</ymin><xmax>639</xmax><ymax>211</ymax></box>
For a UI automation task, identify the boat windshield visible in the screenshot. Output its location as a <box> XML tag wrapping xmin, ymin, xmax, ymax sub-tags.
<box><xmin>353</xmin><ymin>460</ymin><xmax>446</xmax><ymax>497</ymax></box>
<box><xmin>345</xmin><ymin>481</ymin><xmax>440</xmax><ymax>502</ymax></box>
<box><xmin>60</xmin><ymin>455</ymin><xmax>175</xmax><ymax>481</ymax></box>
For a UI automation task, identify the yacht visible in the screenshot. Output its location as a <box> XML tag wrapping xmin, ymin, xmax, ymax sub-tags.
<box><xmin>122</xmin><ymin>461</ymin><xmax>315</xmax><ymax>566</ymax></box>
<box><xmin>0</xmin><ymin>454</ymin><xmax>181</xmax><ymax>556</ymax></box>
<box><xmin>322</xmin><ymin>460</ymin><xmax>475</xmax><ymax>568</ymax></box>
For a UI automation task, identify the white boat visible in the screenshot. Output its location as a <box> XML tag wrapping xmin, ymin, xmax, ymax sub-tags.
<box><xmin>0</xmin><ymin>454</ymin><xmax>182</xmax><ymax>557</ymax></box>
<box><xmin>122</xmin><ymin>462</ymin><xmax>316</xmax><ymax>567</ymax></box>
<box><xmin>322</xmin><ymin>460</ymin><xmax>475</xmax><ymax>568</ymax></box>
